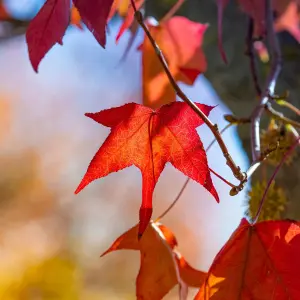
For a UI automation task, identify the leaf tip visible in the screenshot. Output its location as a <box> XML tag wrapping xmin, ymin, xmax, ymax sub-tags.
<box><xmin>100</xmin><ymin>249</ymin><xmax>110</xmax><ymax>257</ymax></box>
<box><xmin>85</xmin><ymin>112</ymin><xmax>94</xmax><ymax>118</ymax></box>
<box><xmin>74</xmin><ymin>182</ymin><xmax>85</xmax><ymax>194</ymax></box>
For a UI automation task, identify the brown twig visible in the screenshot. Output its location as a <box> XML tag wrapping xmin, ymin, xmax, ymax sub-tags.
<box><xmin>245</xmin><ymin>17</ymin><xmax>261</xmax><ymax>97</ymax></box>
<box><xmin>131</xmin><ymin>2</ymin><xmax>246</xmax><ymax>183</ymax></box>
<box><xmin>275</xmin><ymin>99</ymin><xmax>300</xmax><ymax>117</ymax></box>
<box><xmin>266</xmin><ymin>104</ymin><xmax>300</xmax><ymax>129</ymax></box>
<box><xmin>156</xmin><ymin>124</ymin><xmax>232</xmax><ymax>221</ymax></box>
<box><xmin>160</xmin><ymin>0</ymin><xmax>185</xmax><ymax>24</ymax></box>
<box><xmin>244</xmin><ymin>140</ymin><xmax>279</xmax><ymax>181</ymax></box>
<box><xmin>224</xmin><ymin>114</ymin><xmax>251</xmax><ymax>125</ymax></box>
<box><xmin>250</xmin><ymin>0</ymin><xmax>282</xmax><ymax>161</ymax></box>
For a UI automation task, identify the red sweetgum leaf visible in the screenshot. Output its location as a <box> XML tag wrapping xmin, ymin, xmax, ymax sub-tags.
<box><xmin>216</xmin><ymin>0</ymin><xmax>229</xmax><ymax>63</ymax></box>
<box><xmin>195</xmin><ymin>218</ymin><xmax>300</xmax><ymax>299</ymax></box>
<box><xmin>275</xmin><ymin>1</ymin><xmax>300</xmax><ymax>43</ymax></box>
<box><xmin>140</xmin><ymin>17</ymin><xmax>208</xmax><ymax>109</ymax></box>
<box><xmin>115</xmin><ymin>0</ymin><xmax>144</xmax><ymax>42</ymax></box>
<box><xmin>75</xmin><ymin>102</ymin><xmax>218</xmax><ymax>237</ymax></box>
<box><xmin>73</xmin><ymin>0</ymin><xmax>114</xmax><ymax>47</ymax></box>
<box><xmin>101</xmin><ymin>221</ymin><xmax>207</xmax><ymax>300</ymax></box>
<box><xmin>26</xmin><ymin>0</ymin><xmax>70</xmax><ymax>72</ymax></box>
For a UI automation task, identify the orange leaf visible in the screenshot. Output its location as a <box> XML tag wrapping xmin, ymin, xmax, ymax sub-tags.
<box><xmin>195</xmin><ymin>218</ymin><xmax>300</xmax><ymax>299</ymax></box>
<box><xmin>75</xmin><ymin>102</ymin><xmax>218</xmax><ymax>237</ymax></box>
<box><xmin>70</xmin><ymin>5</ymin><xmax>83</xmax><ymax>30</ymax></box>
<box><xmin>140</xmin><ymin>17</ymin><xmax>208</xmax><ymax>109</ymax></box>
<box><xmin>102</xmin><ymin>222</ymin><xmax>206</xmax><ymax>300</ymax></box>
<box><xmin>107</xmin><ymin>0</ymin><xmax>143</xmax><ymax>38</ymax></box>
<box><xmin>275</xmin><ymin>1</ymin><xmax>300</xmax><ymax>43</ymax></box>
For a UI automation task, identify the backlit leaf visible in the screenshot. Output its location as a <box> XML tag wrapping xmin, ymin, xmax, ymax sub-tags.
<box><xmin>102</xmin><ymin>221</ymin><xmax>206</xmax><ymax>300</ymax></box>
<box><xmin>75</xmin><ymin>102</ymin><xmax>218</xmax><ymax>236</ymax></box>
<box><xmin>73</xmin><ymin>0</ymin><xmax>114</xmax><ymax>47</ymax></box>
<box><xmin>195</xmin><ymin>218</ymin><xmax>300</xmax><ymax>299</ymax></box>
<box><xmin>140</xmin><ymin>17</ymin><xmax>208</xmax><ymax>109</ymax></box>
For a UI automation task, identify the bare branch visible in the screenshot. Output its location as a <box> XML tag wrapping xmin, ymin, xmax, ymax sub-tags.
<box><xmin>245</xmin><ymin>17</ymin><xmax>261</xmax><ymax>97</ymax></box>
<box><xmin>156</xmin><ymin>124</ymin><xmax>232</xmax><ymax>221</ymax></box>
<box><xmin>250</xmin><ymin>0</ymin><xmax>282</xmax><ymax>161</ymax></box>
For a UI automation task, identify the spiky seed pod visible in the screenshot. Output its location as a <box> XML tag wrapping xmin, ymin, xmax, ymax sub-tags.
<box><xmin>261</xmin><ymin>120</ymin><xmax>297</xmax><ymax>166</ymax></box>
<box><xmin>247</xmin><ymin>180</ymin><xmax>287</xmax><ymax>223</ymax></box>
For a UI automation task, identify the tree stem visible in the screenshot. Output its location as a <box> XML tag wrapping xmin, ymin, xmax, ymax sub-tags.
<box><xmin>250</xmin><ymin>0</ymin><xmax>282</xmax><ymax>161</ymax></box>
<box><xmin>156</xmin><ymin>124</ymin><xmax>232</xmax><ymax>221</ymax></box>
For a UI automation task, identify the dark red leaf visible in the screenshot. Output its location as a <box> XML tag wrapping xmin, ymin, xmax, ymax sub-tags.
<box><xmin>73</xmin><ymin>0</ymin><xmax>114</xmax><ymax>47</ymax></box>
<box><xmin>26</xmin><ymin>0</ymin><xmax>70</xmax><ymax>72</ymax></box>
<box><xmin>216</xmin><ymin>0</ymin><xmax>229</xmax><ymax>63</ymax></box>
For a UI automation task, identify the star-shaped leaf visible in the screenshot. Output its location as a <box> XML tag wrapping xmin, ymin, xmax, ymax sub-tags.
<box><xmin>75</xmin><ymin>102</ymin><xmax>218</xmax><ymax>236</ymax></box>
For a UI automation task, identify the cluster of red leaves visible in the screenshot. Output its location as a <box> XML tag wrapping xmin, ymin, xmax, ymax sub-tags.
<box><xmin>25</xmin><ymin>0</ymin><xmax>300</xmax><ymax>299</ymax></box>
<box><xmin>25</xmin><ymin>0</ymin><xmax>142</xmax><ymax>71</ymax></box>
<box><xmin>101</xmin><ymin>221</ymin><xmax>207</xmax><ymax>299</ymax></box>
<box><xmin>26</xmin><ymin>0</ymin><xmax>214</xmax><ymax>237</ymax></box>
<box><xmin>103</xmin><ymin>219</ymin><xmax>300</xmax><ymax>299</ymax></box>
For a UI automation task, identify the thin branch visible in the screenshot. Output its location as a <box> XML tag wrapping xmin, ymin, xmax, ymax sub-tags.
<box><xmin>131</xmin><ymin>3</ymin><xmax>246</xmax><ymax>183</ymax></box>
<box><xmin>250</xmin><ymin>0</ymin><xmax>282</xmax><ymax>161</ymax></box>
<box><xmin>266</xmin><ymin>104</ymin><xmax>300</xmax><ymax>129</ymax></box>
<box><xmin>224</xmin><ymin>114</ymin><xmax>251</xmax><ymax>125</ymax></box>
<box><xmin>244</xmin><ymin>142</ymin><xmax>279</xmax><ymax>181</ymax></box>
<box><xmin>245</xmin><ymin>17</ymin><xmax>261</xmax><ymax>97</ymax></box>
<box><xmin>156</xmin><ymin>124</ymin><xmax>232</xmax><ymax>221</ymax></box>
<box><xmin>245</xmin><ymin>160</ymin><xmax>262</xmax><ymax>179</ymax></box>
<box><xmin>275</xmin><ymin>99</ymin><xmax>300</xmax><ymax>116</ymax></box>
<box><xmin>160</xmin><ymin>0</ymin><xmax>185</xmax><ymax>24</ymax></box>
<box><xmin>155</xmin><ymin>177</ymin><xmax>189</xmax><ymax>221</ymax></box>
<box><xmin>253</xmin><ymin>136</ymin><xmax>300</xmax><ymax>224</ymax></box>
<box><xmin>209</xmin><ymin>167</ymin><xmax>235</xmax><ymax>188</ymax></box>
<box><xmin>289</xmin><ymin>125</ymin><xmax>300</xmax><ymax>139</ymax></box>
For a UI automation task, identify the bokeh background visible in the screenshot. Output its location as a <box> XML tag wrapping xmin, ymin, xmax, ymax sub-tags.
<box><xmin>4</xmin><ymin>0</ymin><xmax>300</xmax><ymax>298</ymax></box>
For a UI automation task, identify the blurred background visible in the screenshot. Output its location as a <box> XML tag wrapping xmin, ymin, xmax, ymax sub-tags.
<box><xmin>0</xmin><ymin>0</ymin><xmax>299</xmax><ymax>299</ymax></box>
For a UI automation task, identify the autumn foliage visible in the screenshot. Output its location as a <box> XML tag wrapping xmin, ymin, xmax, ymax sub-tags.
<box><xmin>74</xmin><ymin>102</ymin><xmax>218</xmax><ymax>236</ymax></box>
<box><xmin>22</xmin><ymin>0</ymin><xmax>300</xmax><ymax>299</ymax></box>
